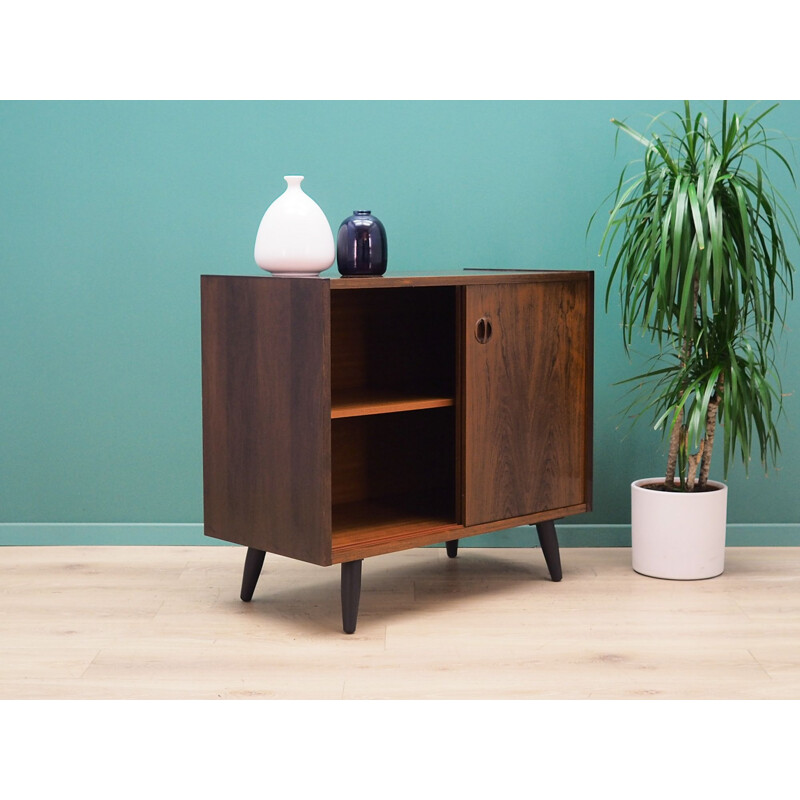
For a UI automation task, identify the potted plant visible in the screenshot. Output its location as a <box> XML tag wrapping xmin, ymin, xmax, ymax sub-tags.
<box><xmin>592</xmin><ymin>101</ymin><xmax>798</xmax><ymax>579</ymax></box>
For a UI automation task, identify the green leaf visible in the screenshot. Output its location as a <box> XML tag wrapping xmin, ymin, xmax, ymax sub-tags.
<box><xmin>687</xmin><ymin>181</ymin><xmax>705</xmax><ymax>251</ymax></box>
<box><xmin>590</xmin><ymin>100</ymin><xmax>798</xmax><ymax>484</ymax></box>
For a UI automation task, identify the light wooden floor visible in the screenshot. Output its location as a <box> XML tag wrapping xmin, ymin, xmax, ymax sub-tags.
<box><xmin>1</xmin><ymin>545</ymin><xmax>799</xmax><ymax>699</ymax></box>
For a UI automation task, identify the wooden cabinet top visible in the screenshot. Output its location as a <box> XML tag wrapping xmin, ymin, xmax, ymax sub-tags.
<box><xmin>202</xmin><ymin>270</ymin><xmax>592</xmax><ymax>290</ymax></box>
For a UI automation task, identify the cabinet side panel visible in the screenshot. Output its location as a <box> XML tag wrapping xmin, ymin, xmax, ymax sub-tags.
<box><xmin>201</xmin><ymin>276</ymin><xmax>331</xmax><ymax>565</ymax></box>
<box><xmin>464</xmin><ymin>278</ymin><xmax>590</xmax><ymax>525</ymax></box>
<box><xmin>584</xmin><ymin>272</ymin><xmax>594</xmax><ymax>511</ymax></box>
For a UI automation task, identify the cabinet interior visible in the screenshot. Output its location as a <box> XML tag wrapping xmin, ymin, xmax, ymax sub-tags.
<box><xmin>330</xmin><ymin>286</ymin><xmax>458</xmax><ymax>554</ymax></box>
<box><xmin>330</xmin><ymin>286</ymin><xmax>456</xmax><ymax>416</ymax></box>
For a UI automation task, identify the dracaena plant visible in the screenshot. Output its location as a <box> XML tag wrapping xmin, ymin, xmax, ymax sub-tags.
<box><xmin>593</xmin><ymin>101</ymin><xmax>798</xmax><ymax>491</ymax></box>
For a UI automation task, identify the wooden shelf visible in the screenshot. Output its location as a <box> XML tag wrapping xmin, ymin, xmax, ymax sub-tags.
<box><xmin>332</xmin><ymin>496</ymin><xmax>460</xmax><ymax>562</ymax></box>
<box><xmin>331</xmin><ymin>389</ymin><xmax>455</xmax><ymax>419</ymax></box>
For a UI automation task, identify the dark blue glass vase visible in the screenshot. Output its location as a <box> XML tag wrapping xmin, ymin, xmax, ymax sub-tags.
<box><xmin>336</xmin><ymin>210</ymin><xmax>387</xmax><ymax>276</ymax></box>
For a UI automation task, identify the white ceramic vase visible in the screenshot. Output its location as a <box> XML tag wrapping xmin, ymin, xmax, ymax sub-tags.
<box><xmin>631</xmin><ymin>478</ymin><xmax>728</xmax><ymax>580</ymax></box>
<box><xmin>254</xmin><ymin>176</ymin><xmax>335</xmax><ymax>277</ymax></box>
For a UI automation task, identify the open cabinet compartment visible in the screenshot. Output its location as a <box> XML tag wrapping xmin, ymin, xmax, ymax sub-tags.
<box><xmin>330</xmin><ymin>407</ymin><xmax>458</xmax><ymax>557</ymax></box>
<box><xmin>330</xmin><ymin>285</ymin><xmax>456</xmax><ymax>417</ymax></box>
<box><xmin>329</xmin><ymin>285</ymin><xmax>459</xmax><ymax>560</ymax></box>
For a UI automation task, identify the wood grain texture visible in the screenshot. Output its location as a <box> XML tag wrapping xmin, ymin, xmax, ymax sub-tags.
<box><xmin>201</xmin><ymin>272</ymin><xmax>592</xmax><ymax>577</ymax></box>
<box><xmin>331</xmin><ymin>499</ymin><xmax>460</xmax><ymax>562</ymax></box>
<box><xmin>331</xmin><ymin>502</ymin><xmax>587</xmax><ymax>563</ymax></box>
<box><xmin>464</xmin><ymin>277</ymin><xmax>591</xmax><ymax>525</ymax></box>
<box><xmin>201</xmin><ymin>276</ymin><xmax>332</xmax><ymax>565</ymax></box>
<box><xmin>583</xmin><ymin>271</ymin><xmax>595</xmax><ymax>510</ymax></box>
<box><xmin>330</xmin><ymin>286</ymin><xmax>455</xmax><ymax>406</ymax></box>
<box><xmin>3</xmin><ymin>546</ymin><xmax>799</xmax><ymax>699</ymax></box>
<box><xmin>330</xmin><ymin>389</ymin><xmax>454</xmax><ymax>418</ymax></box>
<box><xmin>328</xmin><ymin>270</ymin><xmax>592</xmax><ymax>290</ymax></box>
<box><xmin>330</xmin><ymin>408</ymin><xmax>455</xmax><ymax>509</ymax></box>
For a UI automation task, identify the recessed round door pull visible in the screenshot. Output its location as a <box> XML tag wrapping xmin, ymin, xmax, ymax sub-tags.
<box><xmin>474</xmin><ymin>316</ymin><xmax>493</xmax><ymax>344</ymax></box>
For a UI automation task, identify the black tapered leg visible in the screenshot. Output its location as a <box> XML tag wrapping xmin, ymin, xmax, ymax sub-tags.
<box><xmin>534</xmin><ymin>520</ymin><xmax>562</xmax><ymax>582</ymax></box>
<box><xmin>240</xmin><ymin>547</ymin><xmax>266</xmax><ymax>601</ymax></box>
<box><xmin>445</xmin><ymin>539</ymin><xmax>459</xmax><ymax>558</ymax></box>
<box><xmin>341</xmin><ymin>560</ymin><xmax>363</xmax><ymax>634</ymax></box>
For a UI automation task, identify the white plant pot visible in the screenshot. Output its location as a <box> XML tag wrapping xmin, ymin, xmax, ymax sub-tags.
<box><xmin>631</xmin><ymin>477</ymin><xmax>728</xmax><ymax>580</ymax></box>
<box><xmin>254</xmin><ymin>176</ymin><xmax>335</xmax><ymax>277</ymax></box>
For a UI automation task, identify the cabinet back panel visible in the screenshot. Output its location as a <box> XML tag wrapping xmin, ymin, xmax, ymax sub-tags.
<box><xmin>330</xmin><ymin>287</ymin><xmax>456</xmax><ymax>400</ymax></box>
<box><xmin>331</xmin><ymin>408</ymin><xmax>455</xmax><ymax>516</ymax></box>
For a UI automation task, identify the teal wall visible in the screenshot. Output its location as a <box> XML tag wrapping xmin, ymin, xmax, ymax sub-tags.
<box><xmin>2</xmin><ymin>101</ymin><xmax>799</xmax><ymax>546</ymax></box>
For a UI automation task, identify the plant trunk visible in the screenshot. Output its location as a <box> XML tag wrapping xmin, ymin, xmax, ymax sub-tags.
<box><xmin>698</xmin><ymin>376</ymin><xmax>723</xmax><ymax>489</ymax></box>
<box><xmin>666</xmin><ymin>313</ymin><xmax>695</xmax><ymax>489</ymax></box>
<box><xmin>676</xmin><ymin>275</ymin><xmax>705</xmax><ymax>491</ymax></box>
<box><xmin>686</xmin><ymin>440</ymin><xmax>705</xmax><ymax>491</ymax></box>
<box><xmin>664</xmin><ymin>407</ymin><xmax>684</xmax><ymax>488</ymax></box>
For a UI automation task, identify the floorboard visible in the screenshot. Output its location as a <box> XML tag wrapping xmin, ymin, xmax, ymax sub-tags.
<box><xmin>1</xmin><ymin>546</ymin><xmax>799</xmax><ymax>699</ymax></box>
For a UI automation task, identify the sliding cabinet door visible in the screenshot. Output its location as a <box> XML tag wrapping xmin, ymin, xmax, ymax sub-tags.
<box><xmin>463</xmin><ymin>278</ymin><xmax>591</xmax><ymax>526</ymax></box>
